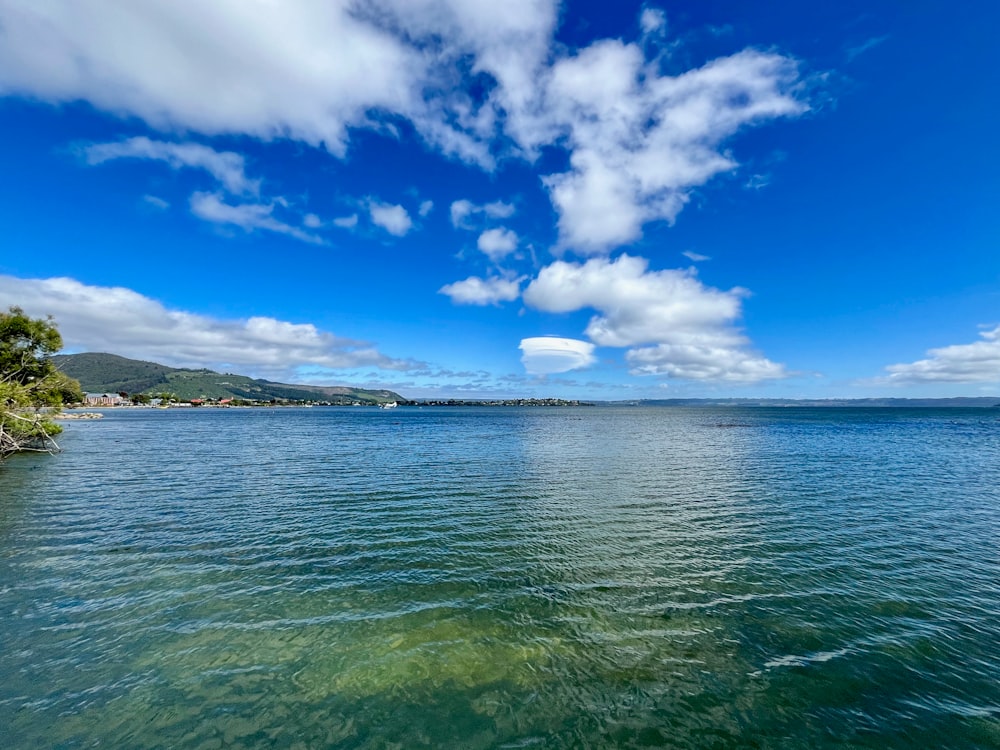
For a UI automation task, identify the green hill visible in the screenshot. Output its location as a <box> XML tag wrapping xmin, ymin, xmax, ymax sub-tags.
<box><xmin>53</xmin><ymin>353</ymin><xmax>404</xmax><ymax>404</ymax></box>
<box><xmin>51</xmin><ymin>352</ymin><xmax>174</xmax><ymax>394</ymax></box>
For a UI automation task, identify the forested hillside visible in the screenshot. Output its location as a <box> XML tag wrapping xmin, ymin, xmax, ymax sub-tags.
<box><xmin>53</xmin><ymin>353</ymin><xmax>403</xmax><ymax>403</ymax></box>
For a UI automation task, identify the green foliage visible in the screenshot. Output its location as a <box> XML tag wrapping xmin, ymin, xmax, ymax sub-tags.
<box><xmin>51</xmin><ymin>352</ymin><xmax>172</xmax><ymax>393</ymax></box>
<box><xmin>55</xmin><ymin>352</ymin><xmax>404</xmax><ymax>404</ymax></box>
<box><xmin>1</xmin><ymin>307</ymin><xmax>77</xmax><ymax>459</ymax></box>
<box><xmin>0</xmin><ymin>306</ymin><xmax>62</xmax><ymax>385</ymax></box>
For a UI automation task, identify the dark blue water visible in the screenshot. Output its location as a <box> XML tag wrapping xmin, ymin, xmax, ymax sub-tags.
<box><xmin>1</xmin><ymin>407</ymin><xmax>998</xmax><ymax>748</ymax></box>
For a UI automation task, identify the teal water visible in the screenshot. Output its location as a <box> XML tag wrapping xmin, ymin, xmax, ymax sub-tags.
<box><xmin>1</xmin><ymin>407</ymin><xmax>998</xmax><ymax>748</ymax></box>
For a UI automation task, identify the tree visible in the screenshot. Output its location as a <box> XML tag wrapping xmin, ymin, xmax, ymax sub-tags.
<box><xmin>0</xmin><ymin>307</ymin><xmax>80</xmax><ymax>459</ymax></box>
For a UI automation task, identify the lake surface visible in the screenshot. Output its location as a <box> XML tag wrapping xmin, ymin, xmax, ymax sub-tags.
<box><xmin>1</xmin><ymin>406</ymin><xmax>998</xmax><ymax>748</ymax></box>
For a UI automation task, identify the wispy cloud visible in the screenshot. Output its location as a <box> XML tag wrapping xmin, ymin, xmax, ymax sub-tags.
<box><xmin>190</xmin><ymin>192</ymin><xmax>323</xmax><ymax>244</ymax></box>
<box><xmin>846</xmin><ymin>34</ymin><xmax>890</xmax><ymax>62</ymax></box>
<box><xmin>85</xmin><ymin>137</ymin><xmax>330</xmax><ymax>243</ymax></box>
<box><xmin>450</xmin><ymin>199</ymin><xmax>517</xmax><ymax>230</ymax></box>
<box><xmin>682</xmin><ymin>250</ymin><xmax>710</xmax><ymax>262</ymax></box>
<box><xmin>639</xmin><ymin>7</ymin><xmax>667</xmax><ymax>36</ymax></box>
<box><xmin>141</xmin><ymin>194</ymin><xmax>170</xmax><ymax>210</ymax></box>
<box><xmin>333</xmin><ymin>214</ymin><xmax>359</xmax><ymax>229</ymax></box>
<box><xmin>0</xmin><ymin>275</ymin><xmax>426</xmax><ymax>378</ymax></box>
<box><xmin>83</xmin><ymin>136</ymin><xmax>259</xmax><ymax>195</ymax></box>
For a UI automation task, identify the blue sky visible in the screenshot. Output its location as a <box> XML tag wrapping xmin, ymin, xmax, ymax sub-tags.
<box><xmin>1</xmin><ymin>0</ymin><xmax>998</xmax><ymax>399</ymax></box>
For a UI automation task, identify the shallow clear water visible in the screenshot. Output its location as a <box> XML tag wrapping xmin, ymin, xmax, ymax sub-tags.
<box><xmin>1</xmin><ymin>407</ymin><xmax>998</xmax><ymax>748</ymax></box>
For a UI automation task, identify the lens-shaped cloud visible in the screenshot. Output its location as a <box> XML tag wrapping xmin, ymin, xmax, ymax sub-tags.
<box><xmin>519</xmin><ymin>336</ymin><xmax>596</xmax><ymax>375</ymax></box>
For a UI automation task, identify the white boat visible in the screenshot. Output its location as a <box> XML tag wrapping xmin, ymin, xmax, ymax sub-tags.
<box><xmin>379</xmin><ymin>401</ymin><xmax>397</xmax><ymax>409</ymax></box>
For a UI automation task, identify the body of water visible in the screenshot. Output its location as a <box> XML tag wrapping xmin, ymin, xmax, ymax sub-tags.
<box><xmin>1</xmin><ymin>406</ymin><xmax>998</xmax><ymax>748</ymax></box>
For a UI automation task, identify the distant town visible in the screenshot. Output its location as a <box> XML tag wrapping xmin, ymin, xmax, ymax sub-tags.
<box><xmin>81</xmin><ymin>393</ymin><xmax>592</xmax><ymax>408</ymax></box>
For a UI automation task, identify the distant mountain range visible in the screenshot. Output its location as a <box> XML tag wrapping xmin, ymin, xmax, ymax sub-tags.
<box><xmin>617</xmin><ymin>397</ymin><xmax>1000</xmax><ymax>407</ymax></box>
<box><xmin>52</xmin><ymin>353</ymin><xmax>403</xmax><ymax>404</ymax></box>
<box><xmin>51</xmin><ymin>353</ymin><xmax>1000</xmax><ymax>407</ymax></box>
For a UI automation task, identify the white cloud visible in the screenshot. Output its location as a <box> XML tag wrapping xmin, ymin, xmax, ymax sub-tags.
<box><xmin>0</xmin><ymin>275</ymin><xmax>422</xmax><ymax>375</ymax></box>
<box><xmin>846</xmin><ymin>35</ymin><xmax>890</xmax><ymax>62</ymax></box>
<box><xmin>142</xmin><ymin>194</ymin><xmax>170</xmax><ymax>210</ymax></box>
<box><xmin>370</xmin><ymin>0</ymin><xmax>559</xmax><ymax>163</ymax></box>
<box><xmin>531</xmin><ymin>44</ymin><xmax>805</xmax><ymax>253</ymax></box>
<box><xmin>682</xmin><ymin>250</ymin><xmax>710</xmax><ymax>262</ymax></box>
<box><xmin>450</xmin><ymin>198</ymin><xmax>516</xmax><ymax>229</ymax></box>
<box><xmin>523</xmin><ymin>254</ymin><xmax>785</xmax><ymax>382</ymax></box>
<box><xmin>450</xmin><ymin>199</ymin><xmax>475</xmax><ymax>228</ymax></box>
<box><xmin>0</xmin><ymin>3</ymin><xmax>424</xmax><ymax>157</ymax></box>
<box><xmin>483</xmin><ymin>200</ymin><xmax>516</xmax><ymax>219</ymax></box>
<box><xmin>333</xmin><ymin>213</ymin><xmax>359</xmax><ymax>229</ymax></box>
<box><xmin>519</xmin><ymin>337</ymin><xmax>596</xmax><ymax>375</ymax></box>
<box><xmin>1</xmin><ymin>2</ymin><xmax>806</xmax><ymax>256</ymax></box>
<box><xmin>476</xmin><ymin>227</ymin><xmax>518</xmax><ymax>261</ymax></box>
<box><xmin>745</xmin><ymin>173</ymin><xmax>771</xmax><ymax>190</ymax></box>
<box><xmin>884</xmin><ymin>325</ymin><xmax>1000</xmax><ymax>383</ymax></box>
<box><xmin>190</xmin><ymin>191</ymin><xmax>323</xmax><ymax>244</ymax></box>
<box><xmin>0</xmin><ymin>0</ymin><xmax>558</xmax><ymax>167</ymax></box>
<box><xmin>625</xmin><ymin>341</ymin><xmax>786</xmax><ymax>382</ymax></box>
<box><xmin>368</xmin><ymin>201</ymin><xmax>413</xmax><ymax>236</ymax></box>
<box><xmin>418</xmin><ymin>199</ymin><xmax>434</xmax><ymax>217</ymax></box>
<box><xmin>84</xmin><ymin>136</ymin><xmax>258</xmax><ymax>194</ymax></box>
<box><xmin>639</xmin><ymin>8</ymin><xmax>667</xmax><ymax>36</ymax></box>
<box><xmin>303</xmin><ymin>213</ymin><xmax>323</xmax><ymax>229</ymax></box>
<box><xmin>439</xmin><ymin>275</ymin><xmax>521</xmax><ymax>305</ymax></box>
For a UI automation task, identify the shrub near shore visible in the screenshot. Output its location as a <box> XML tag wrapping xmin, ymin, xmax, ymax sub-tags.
<box><xmin>0</xmin><ymin>306</ymin><xmax>83</xmax><ymax>459</ymax></box>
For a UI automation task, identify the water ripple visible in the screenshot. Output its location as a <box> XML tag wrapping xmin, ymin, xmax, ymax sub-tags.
<box><xmin>1</xmin><ymin>407</ymin><xmax>998</xmax><ymax>748</ymax></box>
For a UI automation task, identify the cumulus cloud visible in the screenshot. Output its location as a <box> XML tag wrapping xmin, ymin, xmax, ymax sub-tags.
<box><xmin>624</xmin><ymin>341</ymin><xmax>786</xmax><ymax>382</ymax></box>
<box><xmin>450</xmin><ymin>200</ymin><xmax>474</xmax><ymax>227</ymax></box>
<box><xmin>368</xmin><ymin>201</ymin><xmax>413</xmax><ymax>236</ymax></box>
<box><xmin>0</xmin><ymin>0</ymin><xmax>559</xmax><ymax>166</ymax></box>
<box><xmin>884</xmin><ymin>325</ymin><xmax>1000</xmax><ymax>383</ymax></box>
<box><xmin>418</xmin><ymin>199</ymin><xmax>434</xmax><ymax>217</ymax></box>
<box><xmin>450</xmin><ymin>199</ymin><xmax>517</xmax><ymax>229</ymax></box>
<box><xmin>1</xmin><ymin>3</ymin><xmax>806</xmax><ymax>255</ymax></box>
<box><xmin>190</xmin><ymin>192</ymin><xmax>323</xmax><ymax>244</ymax></box>
<box><xmin>84</xmin><ymin>136</ymin><xmax>259</xmax><ymax>194</ymax></box>
<box><xmin>519</xmin><ymin>336</ymin><xmax>596</xmax><ymax>375</ymax></box>
<box><xmin>439</xmin><ymin>275</ymin><xmax>521</xmax><ymax>305</ymax></box>
<box><xmin>0</xmin><ymin>275</ymin><xmax>423</xmax><ymax>375</ymax></box>
<box><xmin>532</xmin><ymin>44</ymin><xmax>805</xmax><ymax>253</ymax></box>
<box><xmin>523</xmin><ymin>255</ymin><xmax>785</xmax><ymax>382</ymax></box>
<box><xmin>367</xmin><ymin>0</ymin><xmax>559</xmax><ymax>163</ymax></box>
<box><xmin>477</xmin><ymin>227</ymin><xmax>518</xmax><ymax>261</ymax></box>
<box><xmin>0</xmin><ymin>3</ymin><xmax>423</xmax><ymax>157</ymax></box>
